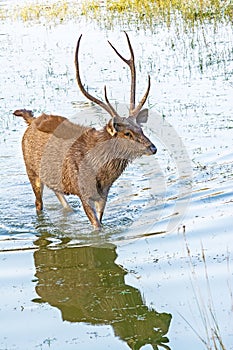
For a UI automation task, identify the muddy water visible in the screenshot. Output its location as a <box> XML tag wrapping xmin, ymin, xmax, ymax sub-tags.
<box><xmin>0</xmin><ymin>7</ymin><xmax>233</xmax><ymax>350</ymax></box>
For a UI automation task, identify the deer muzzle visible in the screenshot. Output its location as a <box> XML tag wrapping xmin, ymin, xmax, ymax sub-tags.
<box><xmin>146</xmin><ymin>143</ymin><xmax>157</xmax><ymax>155</ymax></box>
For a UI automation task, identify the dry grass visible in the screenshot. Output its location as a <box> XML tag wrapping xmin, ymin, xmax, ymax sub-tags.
<box><xmin>82</xmin><ymin>0</ymin><xmax>233</xmax><ymax>28</ymax></box>
<box><xmin>0</xmin><ymin>0</ymin><xmax>232</xmax><ymax>27</ymax></box>
<box><xmin>0</xmin><ymin>1</ymin><xmax>80</xmax><ymax>23</ymax></box>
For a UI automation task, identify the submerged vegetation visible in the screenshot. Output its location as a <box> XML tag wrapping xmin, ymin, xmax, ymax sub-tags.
<box><xmin>0</xmin><ymin>0</ymin><xmax>232</xmax><ymax>27</ymax></box>
<box><xmin>181</xmin><ymin>235</ymin><xmax>232</xmax><ymax>350</ymax></box>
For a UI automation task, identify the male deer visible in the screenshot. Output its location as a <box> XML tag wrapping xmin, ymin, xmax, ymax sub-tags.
<box><xmin>14</xmin><ymin>32</ymin><xmax>157</xmax><ymax>229</ymax></box>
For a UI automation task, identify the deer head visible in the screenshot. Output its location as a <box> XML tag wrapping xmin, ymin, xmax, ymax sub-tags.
<box><xmin>75</xmin><ymin>32</ymin><xmax>157</xmax><ymax>156</ymax></box>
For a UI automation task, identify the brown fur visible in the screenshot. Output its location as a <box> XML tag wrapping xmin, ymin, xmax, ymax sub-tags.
<box><xmin>14</xmin><ymin>109</ymin><xmax>156</xmax><ymax>229</ymax></box>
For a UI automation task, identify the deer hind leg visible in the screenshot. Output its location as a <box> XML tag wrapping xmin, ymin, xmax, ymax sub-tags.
<box><xmin>27</xmin><ymin>170</ymin><xmax>44</xmax><ymax>211</ymax></box>
<box><xmin>55</xmin><ymin>192</ymin><xmax>73</xmax><ymax>211</ymax></box>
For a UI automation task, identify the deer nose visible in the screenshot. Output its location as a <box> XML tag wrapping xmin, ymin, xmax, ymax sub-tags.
<box><xmin>149</xmin><ymin>143</ymin><xmax>157</xmax><ymax>155</ymax></box>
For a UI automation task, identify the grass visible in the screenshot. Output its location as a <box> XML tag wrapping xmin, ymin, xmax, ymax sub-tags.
<box><xmin>0</xmin><ymin>0</ymin><xmax>232</xmax><ymax>28</ymax></box>
<box><xmin>0</xmin><ymin>1</ymin><xmax>80</xmax><ymax>23</ymax></box>
<box><xmin>81</xmin><ymin>0</ymin><xmax>233</xmax><ymax>29</ymax></box>
<box><xmin>181</xmin><ymin>233</ymin><xmax>232</xmax><ymax>350</ymax></box>
<box><xmin>16</xmin><ymin>2</ymin><xmax>70</xmax><ymax>22</ymax></box>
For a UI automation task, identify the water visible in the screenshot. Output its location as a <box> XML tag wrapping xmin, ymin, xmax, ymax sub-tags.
<box><xmin>0</xmin><ymin>4</ymin><xmax>233</xmax><ymax>350</ymax></box>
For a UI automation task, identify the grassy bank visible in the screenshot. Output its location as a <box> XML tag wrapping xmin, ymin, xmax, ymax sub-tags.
<box><xmin>0</xmin><ymin>1</ymin><xmax>79</xmax><ymax>23</ymax></box>
<box><xmin>0</xmin><ymin>0</ymin><xmax>232</xmax><ymax>28</ymax></box>
<box><xmin>82</xmin><ymin>0</ymin><xmax>233</xmax><ymax>28</ymax></box>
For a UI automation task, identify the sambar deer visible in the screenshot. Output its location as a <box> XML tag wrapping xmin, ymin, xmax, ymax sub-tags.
<box><xmin>14</xmin><ymin>32</ymin><xmax>157</xmax><ymax>229</ymax></box>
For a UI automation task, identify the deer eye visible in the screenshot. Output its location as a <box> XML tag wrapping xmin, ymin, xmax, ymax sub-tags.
<box><xmin>124</xmin><ymin>131</ymin><xmax>132</xmax><ymax>138</ymax></box>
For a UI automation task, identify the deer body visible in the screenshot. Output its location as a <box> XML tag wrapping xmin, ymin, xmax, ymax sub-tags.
<box><xmin>14</xmin><ymin>33</ymin><xmax>157</xmax><ymax>229</ymax></box>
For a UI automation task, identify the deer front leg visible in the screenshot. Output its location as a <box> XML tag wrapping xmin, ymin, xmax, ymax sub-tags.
<box><xmin>81</xmin><ymin>198</ymin><xmax>101</xmax><ymax>230</ymax></box>
<box><xmin>95</xmin><ymin>198</ymin><xmax>107</xmax><ymax>223</ymax></box>
<box><xmin>94</xmin><ymin>187</ymin><xmax>109</xmax><ymax>223</ymax></box>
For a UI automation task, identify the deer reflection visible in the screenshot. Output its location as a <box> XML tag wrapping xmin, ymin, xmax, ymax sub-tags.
<box><xmin>33</xmin><ymin>239</ymin><xmax>171</xmax><ymax>350</ymax></box>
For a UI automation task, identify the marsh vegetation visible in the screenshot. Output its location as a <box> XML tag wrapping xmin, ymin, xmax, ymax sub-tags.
<box><xmin>1</xmin><ymin>0</ymin><xmax>232</xmax><ymax>28</ymax></box>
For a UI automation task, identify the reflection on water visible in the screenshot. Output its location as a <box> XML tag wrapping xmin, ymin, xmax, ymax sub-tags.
<box><xmin>33</xmin><ymin>237</ymin><xmax>171</xmax><ymax>350</ymax></box>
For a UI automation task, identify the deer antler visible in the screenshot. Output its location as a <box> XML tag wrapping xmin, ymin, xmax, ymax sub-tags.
<box><xmin>75</xmin><ymin>34</ymin><xmax>119</xmax><ymax>118</ymax></box>
<box><xmin>108</xmin><ymin>32</ymin><xmax>150</xmax><ymax>118</ymax></box>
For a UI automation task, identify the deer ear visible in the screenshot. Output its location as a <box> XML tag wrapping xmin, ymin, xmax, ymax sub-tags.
<box><xmin>106</xmin><ymin>118</ymin><xmax>118</xmax><ymax>136</ymax></box>
<box><xmin>136</xmin><ymin>109</ymin><xmax>148</xmax><ymax>125</ymax></box>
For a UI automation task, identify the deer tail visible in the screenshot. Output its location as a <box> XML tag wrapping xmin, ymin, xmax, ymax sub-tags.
<box><xmin>13</xmin><ymin>109</ymin><xmax>35</xmax><ymax>125</ymax></box>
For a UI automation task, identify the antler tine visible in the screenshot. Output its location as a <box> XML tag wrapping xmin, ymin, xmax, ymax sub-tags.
<box><xmin>75</xmin><ymin>34</ymin><xmax>119</xmax><ymax>118</ymax></box>
<box><xmin>108</xmin><ymin>31</ymin><xmax>136</xmax><ymax>114</ymax></box>
<box><xmin>104</xmin><ymin>85</ymin><xmax>120</xmax><ymax>117</ymax></box>
<box><xmin>131</xmin><ymin>75</ymin><xmax>151</xmax><ymax>118</ymax></box>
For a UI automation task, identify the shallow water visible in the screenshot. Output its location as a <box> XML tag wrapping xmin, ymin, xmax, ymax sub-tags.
<box><xmin>0</xmin><ymin>5</ymin><xmax>233</xmax><ymax>350</ymax></box>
